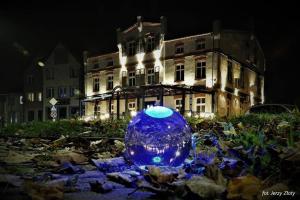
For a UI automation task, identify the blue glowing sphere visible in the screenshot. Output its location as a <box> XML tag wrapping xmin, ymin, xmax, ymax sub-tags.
<box><xmin>125</xmin><ymin>106</ymin><xmax>192</xmax><ymax>167</ymax></box>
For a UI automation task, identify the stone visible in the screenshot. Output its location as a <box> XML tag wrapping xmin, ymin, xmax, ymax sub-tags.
<box><xmin>186</xmin><ymin>176</ymin><xmax>225</xmax><ymax>199</ymax></box>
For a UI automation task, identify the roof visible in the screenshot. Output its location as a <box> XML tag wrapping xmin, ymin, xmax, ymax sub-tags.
<box><xmin>164</xmin><ymin>33</ymin><xmax>212</xmax><ymax>43</ymax></box>
<box><xmin>87</xmin><ymin>52</ymin><xmax>119</xmax><ymax>63</ymax></box>
<box><xmin>123</xmin><ymin>22</ymin><xmax>161</xmax><ymax>34</ymax></box>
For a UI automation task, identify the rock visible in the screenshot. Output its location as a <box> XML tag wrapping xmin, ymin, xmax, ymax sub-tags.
<box><xmin>3</xmin><ymin>151</ymin><xmax>37</xmax><ymax>164</ymax></box>
<box><xmin>23</xmin><ymin>180</ymin><xmax>64</xmax><ymax>200</ymax></box>
<box><xmin>186</xmin><ymin>176</ymin><xmax>225</xmax><ymax>199</ymax></box>
<box><xmin>52</xmin><ymin>150</ymin><xmax>88</xmax><ymax>164</ymax></box>
<box><xmin>52</xmin><ymin>135</ymin><xmax>67</xmax><ymax>148</ymax></box>
<box><xmin>107</xmin><ymin>172</ymin><xmax>137</xmax><ymax>187</ymax></box>
<box><xmin>89</xmin><ymin>181</ymin><xmax>114</xmax><ymax>193</ymax></box>
<box><xmin>0</xmin><ymin>174</ymin><xmax>23</xmax><ymax>187</ymax></box>
<box><xmin>146</xmin><ymin>166</ymin><xmax>178</xmax><ymax>184</ymax></box>
<box><xmin>227</xmin><ymin>175</ymin><xmax>262</xmax><ymax>200</ymax></box>
<box><xmin>56</xmin><ymin>162</ymin><xmax>85</xmax><ymax>174</ymax></box>
<box><xmin>92</xmin><ymin>157</ymin><xmax>126</xmax><ymax>173</ymax></box>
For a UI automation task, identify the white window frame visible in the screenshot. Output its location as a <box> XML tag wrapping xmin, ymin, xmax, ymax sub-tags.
<box><xmin>93</xmin><ymin>77</ymin><xmax>100</xmax><ymax>92</ymax></box>
<box><xmin>128</xmin><ymin>102</ymin><xmax>136</xmax><ymax>111</ymax></box>
<box><xmin>175</xmin><ymin>64</ymin><xmax>184</xmax><ymax>81</ymax></box>
<box><xmin>196</xmin><ymin>97</ymin><xmax>206</xmax><ymax>113</ymax></box>
<box><xmin>107</xmin><ymin>75</ymin><xmax>114</xmax><ymax>90</ymax></box>
<box><xmin>128</xmin><ymin>71</ymin><xmax>136</xmax><ymax>86</ymax></box>
<box><xmin>147</xmin><ymin>68</ymin><xmax>155</xmax><ymax>85</ymax></box>
<box><xmin>196</xmin><ymin>39</ymin><xmax>205</xmax><ymax>50</ymax></box>
<box><xmin>128</xmin><ymin>41</ymin><xmax>136</xmax><ymax>56</ymax></box>
<box><xmin>196</xmin><ymin>60</ymin><xmax>206</xmax><ymax>79</ymax></box>
<box><xmin>175</xmin><ymin>99</ymin><xmax>182</xmax><ymax>111</ymax></box>
<box><xmin>147</xmin><ymin>36</ymin><xmax>155</xmax><ymax>52</ymax></box>
<box><xmin>175</xmin><ymin>45</ymin><xmax>184</xmax><ymax>54</ymax></box>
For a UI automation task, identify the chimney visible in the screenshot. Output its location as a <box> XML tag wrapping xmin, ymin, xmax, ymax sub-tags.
<box><xmin>160</xmin><ymin>16</ymin><xmax>167</xmax><ymax>35</ymax></box>
<box><xmin>83</xmin><ymin>51</ymin><xmax>89</xmax><ymax>64</ymax></box>
<box><xmin>213</xmin><ymin>20</ymin><xmax>221</xmax><ymax>34</ymax></box>
<box><xmin>116</xmin><ymin>28</ymin><xmax>122</xmax><ymax>44</ymax></box>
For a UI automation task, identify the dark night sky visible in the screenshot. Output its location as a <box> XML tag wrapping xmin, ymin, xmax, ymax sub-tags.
<box><xmin>1</xmin><ymin>1</ymin><xmax>300</xmax><ymax>106</ymax></box>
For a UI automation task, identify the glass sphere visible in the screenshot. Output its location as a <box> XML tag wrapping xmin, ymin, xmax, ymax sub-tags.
<box><xmin>125</xmin><ymin>106</ymin><xmax>192</xmax><ymax>167</ymax></box>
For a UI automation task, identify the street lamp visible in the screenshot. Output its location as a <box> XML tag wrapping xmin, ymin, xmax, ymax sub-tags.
<box><xmin>38</xmin><ymin>61</ymin><xmax>45</xmax><ymax>67</ymax></box>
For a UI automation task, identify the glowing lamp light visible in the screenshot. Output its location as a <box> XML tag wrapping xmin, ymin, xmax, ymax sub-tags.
<box><xmin>125</xmin><ymin>106</ymin><xmax>192</xmax><ymax>167</ymax></box>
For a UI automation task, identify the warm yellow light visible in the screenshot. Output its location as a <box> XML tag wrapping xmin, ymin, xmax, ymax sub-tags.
<box><xmin>234</xmin><ymin>88</ymin><xmax>239</xmax><ymax>96</ymax></box>
<box><xmin>250</xmin><ymin>91</ymin><xmax>254</xmax><ymax>106</ymax></box>
<box><xmin>136</xmin><ymin>52</ymin><xmax>145</xmax><ymax>70</ymax></box>
<box><xmin>130</xmin><ymin>110</ymin><xmax>137</xmax><ymax>117</ymax></box>
<box><xmin>186</xmin><ymin>112</ymin><xmax>192</xmax><ymax>117</ymax></box>
<box><xmin>199</xmin><ymin>112</ymin><xmax>215</xmax><ymax>119</ymax></box>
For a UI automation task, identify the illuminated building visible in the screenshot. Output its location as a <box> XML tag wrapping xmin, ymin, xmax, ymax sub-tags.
<box><xmin>84</xmin><ymin>17</ymin><xmax>265</xmax><ymax>118</ymax></box>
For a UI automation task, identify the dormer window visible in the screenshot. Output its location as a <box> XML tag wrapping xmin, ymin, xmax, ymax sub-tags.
<box><xmin>196</xmin><ymin>39</ymin><xmax>206</xmax><ymax>50</ymax></box>
<box><xmin>128</xmin><ymin>41</ymin><xmax>136</xmax><ymax>56</ymax></box>
<box><xmin>106</xmin><ymin>58</ymin><xmax>114</xmax><ymax>67</ymax></box>
<box><xmin>175</xmin><ymin>44</ymin><xmax>184</xmax><ymax>54</ymax></box>
<box><xmin>146</xmin><ymin>36</ymin><xmax>155</xmax><ymax>52</ymax></box>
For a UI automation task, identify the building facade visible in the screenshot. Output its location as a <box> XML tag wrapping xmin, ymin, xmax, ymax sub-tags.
<box><xmin>83</xmin><ymin>17</ymin><xmax>265</xmax><ymax>119</ymax></box>
<box><xmin>23</xmin><ymin>58</ymin><xmax>43</xmax><ymax>122</ymax></box>
<box><xmin>0</xmin><ymin>93</ymin><xmax>24</xmax><ymax>127</ymax></box>
<box><xmin>43</xmin><ymin>44</ymin><xmax>83</xmax><ymax>120</ymax></box>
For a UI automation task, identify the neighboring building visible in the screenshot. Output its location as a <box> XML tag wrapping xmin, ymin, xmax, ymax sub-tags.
<box><xmin>23</xmin><ymin>59</ymin><xmax>43</xmax><ymax>122</ymax></box>
<box><xmin>43</xmin><ymin>44</ymin><xmax>83</xmax><ymax>120</ymax></box>
<box><xmin>0</xmin><ymin>93</ymin><xmax>24</xmax><ymax>126</ymax></box>
<box><xmin>84</xmin><ymin>16</ymin><xmax>265</xmax><ymax>119</ymax></box>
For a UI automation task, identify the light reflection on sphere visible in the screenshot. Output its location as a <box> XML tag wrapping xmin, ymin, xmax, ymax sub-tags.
<box><xmin>125</xmin><ymin>106</ymin><xmax>192</xmax><ymax>167</ymax></box>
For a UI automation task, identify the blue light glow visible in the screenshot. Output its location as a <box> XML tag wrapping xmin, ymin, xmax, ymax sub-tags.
<box><xmin>144</xmin><ymin>106</ymin><xmax>173</xmax><ymax>118</ymax></box>
<box><xmin>125</xmin><ymin>106</ymin><xmax>192</xmax><ymax>167</ymax></box>
<box><xmin>152</xmin><ymin>156</ymin><xmax>162</xmax><ymax>163</ymax></box>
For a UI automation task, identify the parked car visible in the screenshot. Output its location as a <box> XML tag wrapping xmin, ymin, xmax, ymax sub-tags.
<box><xmin>246</xmin><ymin>104</ymin><xmax>299</xmax><ymax>114</ymax></box>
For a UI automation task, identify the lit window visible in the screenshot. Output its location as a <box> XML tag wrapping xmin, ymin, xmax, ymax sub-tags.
<box><xmin>196</xmin><ymin>97</ymin><xmax>205</xmax><ymax>113</ymax></box>
<box><xmin>27</xmin><ymin>93</ymin><xmax>34</xmax><ymax>102</ymax></box>
<box><xmin>37</xmin><ymin>92</ymin><xmax>42</xmax><ymax>102</ymax></box>
<box><xmin>175</xmin><ymin>99</ymin><xmax>182</xmax><ymax>111</ymax></box>
<box><xmin>175</xmin><ymin>44</ymin><xmax>184</xmax><ymax>54</ymax></box>
<box><xmin>196</xmin><ymin>60</ymin><xmax>206</xmax><ymax>79</ymax></box>
<box><xmin>128</xmin><ymin>102</ymin><xmax>136</xmax><ymax>111</ymax></box>
<box><xmin>147</xmin><ymin>68</ymin><xmax>155</xmax><ymax>84</ymax></box>
<box><xmin>196</xmin><ymin>39</ymin><xmax>205</xmax><ymax>50</ymax></box>
<box><xmin>93</xmin><ymin>78</ymin><xmax>100</xmax><ymax>92</ymax></box>
<box><xmin>107</xmin><ymin>75</ymin><xmax>114</xmax><ymax>90</ymax></box>
<box><xmin>128</xmin><ymin>71</ymin><xmax>136</xmax><ymax>86</ymax></box>
<box><xmin>175</xmin><ymin>64</ymin><xmax>184</xmax><ymax>81</ymax></box>
<box><xmin>128</xmin><ymin>41</ymin><xmax>136</xmax><ymax>56</ymax></box>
